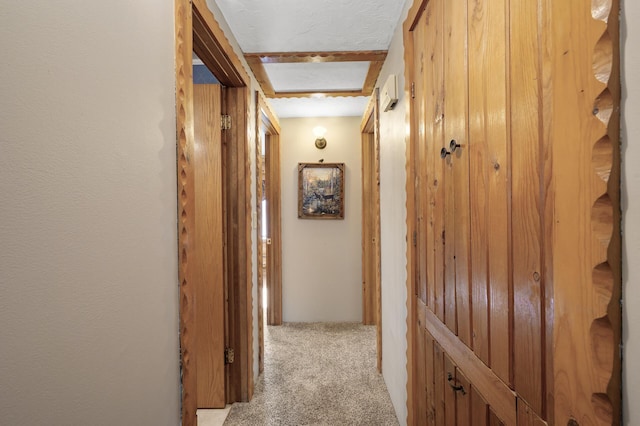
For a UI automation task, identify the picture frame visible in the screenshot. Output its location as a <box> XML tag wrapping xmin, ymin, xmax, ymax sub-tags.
<box><xmin>298</xmin><ymin>162</ymin><xmax>345</xmax><ymax>219</ymax></box>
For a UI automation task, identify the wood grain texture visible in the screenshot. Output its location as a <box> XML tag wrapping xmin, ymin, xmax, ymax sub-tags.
<box><xmin>444</xmin><ymin>0</ymin><xmax>471</xmax><ymax>345</ymax></box>
<box><xmin>412</xmin><ymin>4</ymin><xmax>428</xmax><ymax>305</ymax></box>
<box><xmin>550</xmin><ymin>0</ymin><xmax>621</xmax><ymax>423</ymax></box>
<box><xmin>415</xmin><ymin>327</ymin><xmax>428</xmax><ymax>426</ymax></box>
<box><xmin>266</xmin><ymin>132</ymin><xmax>283</xmax><ymax>326</ymax></box>
<box><xmin>362</xmin><ymin>131</ymin><xmax>376</xmax><ymax>325</ymax></box>
<box><xmin>517</xmin><ymin>399</ymin><xmax>547</xmax><ymax>426</ymax></box>
<box><xmin>362</xmin><ymin>60</ymin><xmax>385</xmax><ymax>95</ymax></box>
<box><xmin>258</xmin><ymin>91</ymin><xmax>283</xmax><ymax>327</ymax></box>
<box><xmin>444</xmin><ymin>355</ymin><xmax>457</xmax><ymax>425</ymax></box>
<box><xmin>434</xmin><ymin>340</ymin><xmax>446</xmax><ymax>426</ymax></box>
<box><xmin>373</xmin><ymin>90</ymin><xmax>383</xmax><ymax>373</ymax></box>
<box><xmin>423</xmin><ymin>303</ymin><xmax>517</xmax><ymax>425</ymax></box>
<box><xmin>194</xmin><ymin>84</ymin><xmax>225</xmax><ymax>408</ymax></box>
<box><xmin>471</xmin><ymin>385</ymin><xmax>489</xmax><ymax>426</ymax></box>
<box><xmin>425</xmin><ymin>331</ymin><xmax>436</xmax><ymax>425</ymax></box>
<box><xmin>510</xmin><ymin>0</ymin><xmax>544</xmax><ymax>414</ymax></box>
<box><xmin>403</xmin><ymin>2</ymin><xmax>422</xmax><ymax>422</ymax></box>
<box><xmin>224</xmin><ymin>87</ymin><xmax>254</xmax><ymax>402</ymax></box>
<box><xmin>457</xmin><ymin>369</ymin><xmax>472</xmax><ymax>425</ymax></box>
<box><xmin>175</xmin><ymin>0</ymin><xmax>197</xmax><ymax>423</ymax></box>
<box><xmin>256</xmin><ymin>91</ymin><xmax>281</xmax><ymax>372</ymax></box>
<box><xmin>360</xmin><ymin>91</ymin><xmax>383</xmax><ymax>371</ymax></box>
<box><xmin>244</xmin><ymin>50</ymin><xmax>388</xmax><ymax>63</ymax></box>
<box><xmin>244</xmin><ymin>50</ymin><xmax>387</xmax><ymax>98</ymax></box>
<box><xmin>192</xmin><ymin>0</ymin><xmax>250</xmax><ymax>87</ymax></box>
<box><xmin>430</xmin><ymin>0</ymin><xmax>446</xmax><ymax>323</ymax></box>
<box><xmin>468</xmin><ymin>0</ymin><xmax>511</xmax><ymax>372</ymax></box>
<box><xmin>246</xmin><ymin>57</ymin><xmax>275</xmax><ymax>97</ymax></box>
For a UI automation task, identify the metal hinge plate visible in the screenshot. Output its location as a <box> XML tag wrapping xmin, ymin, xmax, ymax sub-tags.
<box><xmin>413</xmin><ymin>231</ymin><xmax>417</xmax><ymax>247</ymax></box>
<box><xmin>224</xmin><ymin>347</ymin><xmax>235</xmax><ymax>364</ymax></box>
<box><xmin>411</xmin><ymin>82</ymin><xmax>415</xmax><ymax>99</ymax></box>
<box><xmin>221</xmin><ymin>114</ymin><xmax>232</xmax><ymax>130</ymax></box>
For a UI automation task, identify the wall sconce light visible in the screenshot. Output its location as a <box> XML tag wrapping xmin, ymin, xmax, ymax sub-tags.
<box><xmin>313</xmin><ymin>126</ymin><xmax>327</xmax><ymax>149</ymax></box>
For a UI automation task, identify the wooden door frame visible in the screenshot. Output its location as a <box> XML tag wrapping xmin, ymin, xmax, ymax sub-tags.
<box><xmin>175</xmin><ymin>0</ymin><xmax>254</xmax><ymax>424</ymax></box>
<box><xmin>360</xmin><ymin>90</ymin><xmax>382</xmax><ymax>373</ymax></box>
<box><xmin>255</xmin><ymin>92</ymin><xmax>282</xmax><ymax>374</ymax></box>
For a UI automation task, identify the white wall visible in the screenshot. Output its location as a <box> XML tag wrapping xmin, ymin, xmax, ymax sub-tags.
<box><xmin>0</xmin><ymin>2</ymin><xmax>179</xmax><ymax>425</ymax></box>
<box><xmin>621</xmin><ymin>1</ymin><xmax>639</xmax><ymax>424</ymax></box>
<box><xmin>375</xmin><ymin>1</ymin><xmax>411</xmax><ymax>423</ymax></box>
<box><xmin>280</xmin><ymin>117</ymin><xmax>363</xmax><ymax>322</ymax></box>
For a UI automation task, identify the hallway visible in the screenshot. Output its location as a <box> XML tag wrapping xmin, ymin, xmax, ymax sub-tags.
<box><xmin>211</xmin><ymin>323</ymin><xmax>398</xmax><ymax>425</ymax></box>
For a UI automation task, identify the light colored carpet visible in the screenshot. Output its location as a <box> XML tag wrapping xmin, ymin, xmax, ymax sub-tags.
<box><xmin>224</xmin><ymin>323</ymin><xmax>399</xmax><ymax>426</ymax></box>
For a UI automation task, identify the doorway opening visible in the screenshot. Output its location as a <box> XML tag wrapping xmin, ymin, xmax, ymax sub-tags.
<box><xmin>175</xmin><ymin>0</ymin><xmax>255</xmax><ymax>424</ymax></box>
<box><xmin>255</xmin><ymin>92</ymin><xmax>282</xmax><ymax>374</ymax></box>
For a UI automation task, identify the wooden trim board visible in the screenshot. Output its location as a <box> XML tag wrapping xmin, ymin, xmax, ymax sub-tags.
<box><xmin>244</xmin><ymin>51</ymin><xmax>387</xmax><ymax>98</ymax></box>
<box><xmin>176</xmin><ymin>0</ymin><xmax>255</xmax><ymax>422</ymax></box>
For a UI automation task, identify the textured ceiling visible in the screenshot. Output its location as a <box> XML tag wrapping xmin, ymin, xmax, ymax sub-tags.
<box><xmin>214</xmin><ymin>0</ymin><xmax>404</xmax><ymax>52</ymax></box>
<box><xmin>212</xmin><ymin>0</ymin><xmax>405</xmax><ymax>117</ymax></box>
<box><xmin>265</xmin><ymin>62</ymin><xmax>370</xmax><ymax>92</ymax></box>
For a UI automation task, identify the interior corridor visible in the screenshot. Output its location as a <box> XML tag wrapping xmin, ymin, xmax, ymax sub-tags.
<box><xmin>199</xmin><ymin>322</ymin><xmax>398</xmax><ymax>426</ymax></box>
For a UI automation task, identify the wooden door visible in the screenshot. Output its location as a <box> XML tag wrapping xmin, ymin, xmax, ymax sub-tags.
<box><xmin>407</xmin><ymin>0</ymin><xmax>543</xmax><ymax>423</ymax></box>
<box><xmin>194</xmin><ymin>84</ymin><xmax>226</xmax><ymax>408</ymax></box>
<box><xmin>361</xmin><ymin>92</ymin><xmax>382</xmax><ymax>371</ymax></box>
<box><xmin>405</xmin><ymin>0</ymin><xmax>621</xmax><ymax>424</ymax></box>
<box><xmin>264</xmin><ymin>131</ymin><xmax>283</xmax><ymax>326</ymax></box>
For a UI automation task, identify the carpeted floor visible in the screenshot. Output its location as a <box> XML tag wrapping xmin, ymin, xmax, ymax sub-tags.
<box><xmin>224</xmin><ymin>322</ymin><xmax>399</xmax><ymax>426</ymax></box>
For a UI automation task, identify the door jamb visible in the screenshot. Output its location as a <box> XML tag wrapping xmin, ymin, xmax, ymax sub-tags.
<box><xmin>360</xmin><ymin>90</ymin><xmax>383</xmax><ymax>372</ymax></box>
<box><xmin>175</xmin><ymin>0</ymin><xmax>254</xmax><ymax>424</ymax></box>
<box><xmin>255</xmin><ymin>92</ymin><xmax>282</xmax><ymax>374</ymax></box>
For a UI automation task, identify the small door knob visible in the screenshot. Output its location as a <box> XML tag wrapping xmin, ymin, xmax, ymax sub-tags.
<box><xmin>450</xmin><ymin>139</ymin><xmax>461</xmax><ymax>152</ymax></box>
<box><xmin>440</xmin><ymin>147</ymin><xmax>451</xmax><ymax>159</ymax></box>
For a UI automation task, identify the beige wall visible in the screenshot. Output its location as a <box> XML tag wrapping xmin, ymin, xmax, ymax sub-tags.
<box><xmin>375</xmin><ymin>1</ymin><xmax>412</xmax><ymax>423</ymax></box>
<box><xmin>280</xmin><ymin>117</ymin><xmax>363</xmax><ymax>322</ymax></box>
<box><xmin>622</xmin><ymin>0</ymin><xmax>639</xmax><ymax>423</ymax></box>
<box><xmin>0</xmin><ymin>2</ymin><xmax>179</xmax><ymax>425</ymax></box>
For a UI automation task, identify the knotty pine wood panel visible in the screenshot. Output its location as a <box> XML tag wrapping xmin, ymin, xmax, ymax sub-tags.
<box><xmin>470</xmin><ymin>386</ymin><xmax>489</xmax><ymax>426</ymax></box>
<box><xmin>510</xmin><ymin>0</ymin><xmax>544</xmax><ymax>415</ymax></box>
<box><xmin>194</xmin><ymin>84</ymin><xmax>226</xmax><ymax>408</ymax></box>
<box><xmin>415</xmin><ymin>326</ymin><xmax>428</xmax><ymax>426</ymax></box>
<box><xmin>517</xmin><ymin>399</ymin><xmax>547</xmax><ymax>426</ymax></box>
<box><xmin>485</xmin><ymin>0</ymin><xmax>512</xmax><ymax>391</ymax></box>
<box><xmin>468</xmin><ymin>0</ymin><xmax>511</xmax><ymax>381</ymax></box>
<box><xmin>489</xmin><ymin>409</ymin><xmax>505</xmax><ymax>426</ymax></box>
<box><xmin>412</xmin><ymin>10</ymin><xmax>429</xmax><ymax>305</ymax></box>
<box><xmin>444</xmin><ymin>355</ymin><xmax>457</xmax><ymax>425</ymax></box>
<box><xmin>430</xmin><ymin>0</ymin><xmax>446</xmax><ymax>323</ymax></box>
<box><xmin>373</xmin><ymin>91</ymin><xmax>383</xmax><ymax>373</ymax></box>
<box><xmin>550</xmin><ymin>0</ymin><xmax>621</xmax><ymax>423</ymax></box>
<box><xmin>425</xmin><ymin>330</ymin><xmax>437</xmax><ymax>425</ymax></box>
<box><xmin>434</xmin><ymin>340</ymin><xmax>446</xmax><ymax>425</ymax></box>
<box><xmin>457</xmin><ymin>369</ymin><xmax>472</xmax><ymax>425</ymax></box>
<box><xmin>423</xmin><ymin>304</ymin><xmax>517</xmax><ymax>425</ymax></box>
<box><xmin>444</xmin><ymin>0</ymin><xmax>471</xmax><ymax>346</ymax></box>
<box><xmin>175</xmin><ymin>0</ymin><xmax>197</xmax><ymax>422</ymax></box>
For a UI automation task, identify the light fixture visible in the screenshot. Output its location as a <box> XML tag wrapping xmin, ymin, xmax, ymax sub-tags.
<box><xmin>313</xmin><ymin>126</ymin><xmax>327</xmax><ymax>149</ymax></box>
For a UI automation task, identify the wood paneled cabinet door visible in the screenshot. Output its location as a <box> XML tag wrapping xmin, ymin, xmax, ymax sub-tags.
<box><xmin>406</xmin><ymin>0</ymin><xmax>621</xmax><ymax>424</ymax></box>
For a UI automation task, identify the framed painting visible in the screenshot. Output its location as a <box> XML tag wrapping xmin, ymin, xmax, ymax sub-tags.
<box><xmin>298</xmin><ymin>162</ymin><xmax>345</xmax><ymax>219</ymax></box>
